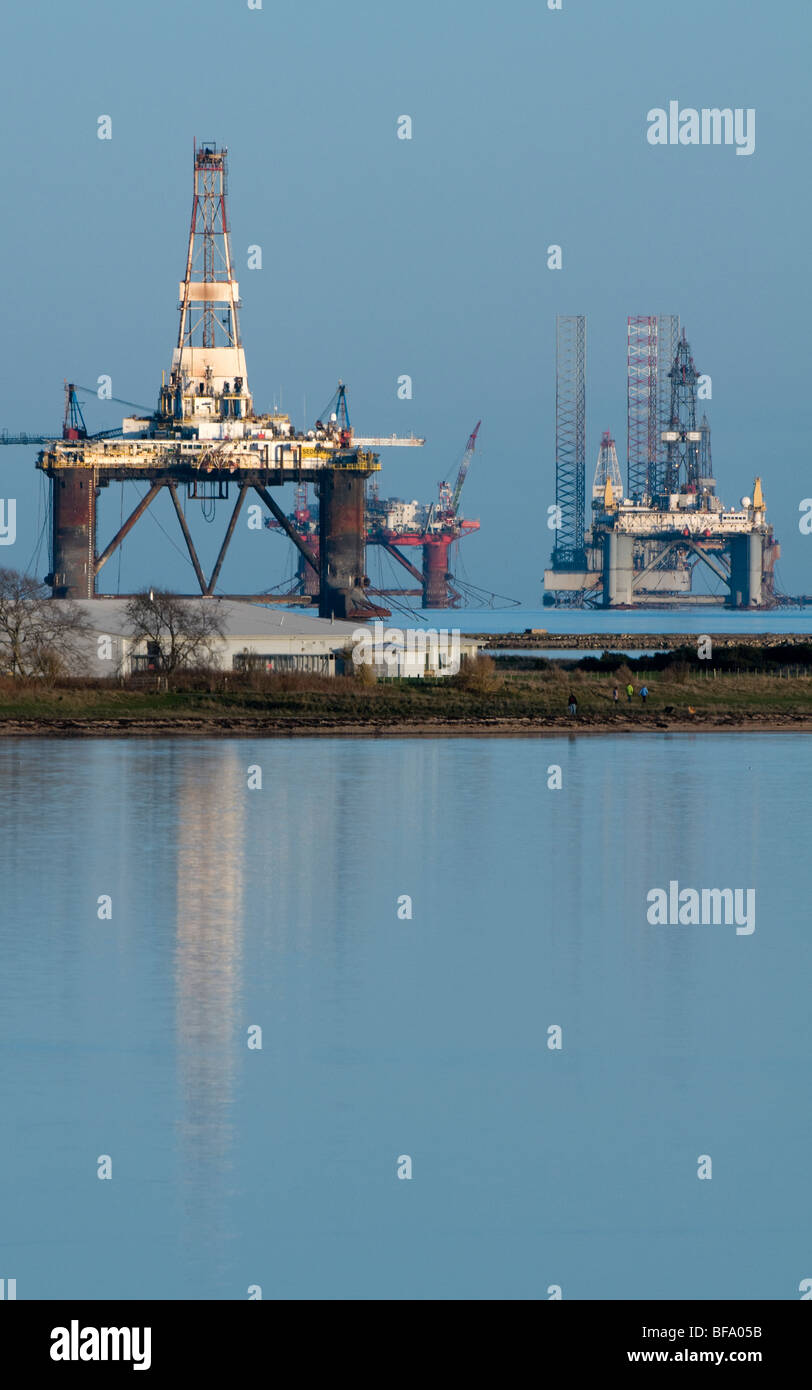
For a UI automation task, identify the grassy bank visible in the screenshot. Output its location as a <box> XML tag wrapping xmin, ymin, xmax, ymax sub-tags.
<box><xmin>1</xmin><ymin>656</ymin><xmax>812</xmax><ymax>734</ymax></box>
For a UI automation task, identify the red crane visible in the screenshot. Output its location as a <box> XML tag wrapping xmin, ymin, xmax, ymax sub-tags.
<box><xmin>424</xmin><ymin>420</ymin><xmax>481</xmax><ymax>534</ymax></box>
<box><xmin>450</xmin><ymin>419</ymin><xmax>481</xmax><ymax>516</ymax></box>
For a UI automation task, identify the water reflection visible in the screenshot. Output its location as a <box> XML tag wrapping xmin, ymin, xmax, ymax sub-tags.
<box><xmin>174</xmin><ymin>749</ymin><xmax>246</xmax><ymax>1267</ymax></box>
<box><xmin>0</xmin><ymin>734</ymin><xmax>808</xmax><ymax>1299</ymax></box>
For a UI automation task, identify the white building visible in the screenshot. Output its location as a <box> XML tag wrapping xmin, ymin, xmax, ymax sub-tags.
<box><xmin>379</xmin><ymin>499</ymin><xmax>426</xmax><ymax>531</ymax></box>
<box><xmin>66</xmin><ymin>599</ymin><xmax>479</xmax><ymax>679</ymax></box>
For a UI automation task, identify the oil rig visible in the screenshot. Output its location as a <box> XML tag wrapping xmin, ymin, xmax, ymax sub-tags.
<box><xmin>544</xmin><ymin>315</ymin><xmax>779</xmax><ymax>607</ymax></box>
<box><xmin>31</xmin><ymin>143</ymin><xmax>424</xmax><ymax>619</ymax></box>
<box><xmin>265</xmin><ymin>418</ymin><xmax>481</xmax><ymax>608</ymax></box>
<box><xmin>369</xmin><ymin>421</ymin><xmax>481</xmax><ymax>608</ymax></box>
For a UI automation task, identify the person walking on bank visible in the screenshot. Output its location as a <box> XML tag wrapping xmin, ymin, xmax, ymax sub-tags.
<box><xmin>626</xmin><ymin>682</ymin><xmax>634</xmax><ymax>703</ymax></box>
<box><xmin>612</xmin><ymin>686</ymin><xmax>619</xmax><ymax>703</ymax></box>
<box><xmin>640</xmin><ymin>684</ymin><xmax>649</xmax><ymax>705</ymax></box>
<box><xmin>568</xmin><ymin>692</ymin><xmax>577</xmax><ymax>716</ymax></box>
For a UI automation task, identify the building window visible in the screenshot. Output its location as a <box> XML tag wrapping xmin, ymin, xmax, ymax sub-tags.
<box><xmin>233</xmin><ymin>652</ymin><xmax>334</xmax><ymax>676</ymax></box>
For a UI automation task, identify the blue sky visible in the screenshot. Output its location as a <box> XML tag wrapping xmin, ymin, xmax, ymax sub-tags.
<box><xmin>2</xmin><ymin>0</ymin><xmax>810</xmax><ymax>601</ymax></box>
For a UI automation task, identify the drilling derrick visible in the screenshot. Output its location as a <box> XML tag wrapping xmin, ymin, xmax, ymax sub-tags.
<box><xmin>592</xmin><ymin>431</ymin><xmax>623</xmax><ymax>502</ymax></box>
<box><xmin>164</xmin><ymin>143</ymin><xmax>252</xmax><ymax>426</ymax></box>
<box><xmin>699</xmin><ymin>413</ymin><xmax>712</xmax><ymax>481</ymax></box>
<box><xmin>662</xmin><ymin>329</ymin><xmax>702</xmax><ymax>496</ymax></box>
<box><xmin>626</xmin><ymin>315</ymin><xmax>680</xmax><ymax>501</ymax></box>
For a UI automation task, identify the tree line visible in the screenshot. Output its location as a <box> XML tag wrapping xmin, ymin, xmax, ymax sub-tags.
<box><xmin>0</xmin><ymin>568</ymin><xmax>225</xmax><ymax>679</ymax></box>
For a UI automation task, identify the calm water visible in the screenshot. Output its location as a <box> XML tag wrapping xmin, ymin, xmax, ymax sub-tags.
<box><xmin>408</xmin><ymin>606</ymin><xmax>812</xmax><ymax>637</ymax></box>
<box><xmin>1</xmin><ymin>735</ymin><xmax>810</xmax><ymax>1300</ymax></box>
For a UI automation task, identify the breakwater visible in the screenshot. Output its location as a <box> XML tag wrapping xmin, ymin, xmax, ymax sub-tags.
<box><xmin>470</xmin><ymin>631</ymin><xmax>812</xmax><ymax>652</ymax></box>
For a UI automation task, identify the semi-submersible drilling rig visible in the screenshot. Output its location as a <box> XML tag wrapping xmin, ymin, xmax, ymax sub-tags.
<box><xmin>35</xmin><ymin>143</ymin><xmax>423</xmax><ymax>619</ymax></box>
<box><xmin>264</xmin><ymin>412</ymin><xmax>481</xmax><ymax>608</ymax></box>
<box><xmin>543</xmin><ymin>315</ymin><xmax>779</xmax><ymax>607</ymax></box>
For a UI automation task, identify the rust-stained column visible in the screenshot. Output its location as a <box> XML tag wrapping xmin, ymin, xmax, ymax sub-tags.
<box><xmin>298</xmin><ymin>538</ymin><xmax>320</xmax><ymax>597</ymax></box>
<box><xmin>422</xmin><ymin>537</ymin><xmax>452</xmax><ymax>608</ymax></box>
<box><xmin>318</xmin><ymin>472</ymin><xmax>368</xmax><ymax>618</ymax></box>
<box><xmin>50</xmin><ymin>469</ymin><xmax>96</xmax><ymax>598</ymax></box>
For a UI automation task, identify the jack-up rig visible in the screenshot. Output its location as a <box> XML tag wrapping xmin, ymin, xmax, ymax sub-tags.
<box><xmin>543</xmin><ymin>315</ymin><xmax>779</xmax><ymax>607</ymax></box>
<box><xmin>264</xmin><ymin>414</ymin><xmax>481</xmax><ymax>608</ymax></box>
<box><xmin>27</xmin><ymin>142</ymin><xmax>424</xmax><ymax>619</ymax></box>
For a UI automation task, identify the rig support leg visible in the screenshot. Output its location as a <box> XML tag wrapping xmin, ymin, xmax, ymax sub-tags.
<box><xmin>748</xmin><ymin>533</ymin><xmax>763</xmax><ymax>607</ymax></box>
<box><xmin>603</xmin><ymin>532</ymin><xmax>633</xmax><ymax>606</ymax></box>
<box><xmin>422</xmin><ymin>538</ymin><xmax>452</xmax><ymax>609</ymax></box>
<box><xmin>728</xmin><ymin>534</ymin><xmax>763</xmax><ymax>607</ymax></box>
<box><xmin>318</xmin><ymin>471</ymin><xmax>368</xmax><ymax>619</ymax></box>
<box><xmin>49</xmin><ymin>469</ymin><xmax>97</xmax><ymax>598</ymax></box>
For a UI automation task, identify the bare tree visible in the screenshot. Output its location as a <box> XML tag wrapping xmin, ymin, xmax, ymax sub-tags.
<box><xmin>0</xmin><ymin>569</ymin><xmax>92</xmax><ymax>679</ymax></box>
<box><xmin>125</xmin><ymin>591</ymin><xmax>226</xmax><ymax>673</ymax></box>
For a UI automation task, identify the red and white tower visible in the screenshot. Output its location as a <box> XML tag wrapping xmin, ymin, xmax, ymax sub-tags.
<box><xmin>166</xmin><ymin>143</ymin><xmax>252</xmax><ymax>422</ymax></box>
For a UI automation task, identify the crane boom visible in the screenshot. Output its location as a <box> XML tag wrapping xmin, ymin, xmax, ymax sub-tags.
<box><xmin>1</xmin><ymin>379</ymin><xmax>140</xmax><ymax>444</ymax></box>
<box><xmin>450</xmin><ymin>420</ymin><xmax>480</xmax><ymax>515</ymax></box>
<box><xmin>352</xmin><ymin>435</ymin><xmax>425</xmax><ymax>447</ymax></box>
<box><xmin>421</xmin><ymin>420</ymin><xmax>481</xmax><ymax>536</ymax></box>
<box><xmin>314</xmin><ymin>381</ymin><xmax>425</xmax><ymax>447</ymax></box>
<box><xmin>0</xmin><ymin>431</ymin><xmax>57</xmax><ymax>445</ymax></box>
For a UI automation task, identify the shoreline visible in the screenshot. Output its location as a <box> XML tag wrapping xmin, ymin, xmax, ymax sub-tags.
<box><xmin>473</xmin><ymin>631</ymin><xmax>812</xmax><ymax>651</ymax></box>
<box><xmin>2</xmin><ymin>715</ymin><xmax>812</xmax><ymax>738</ymax></box>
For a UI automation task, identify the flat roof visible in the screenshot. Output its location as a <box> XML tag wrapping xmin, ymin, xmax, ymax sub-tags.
<box><xmin>70</xmin><ymin>598</ymin><xmax>365</xmax><ymax>640</ymax></box>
